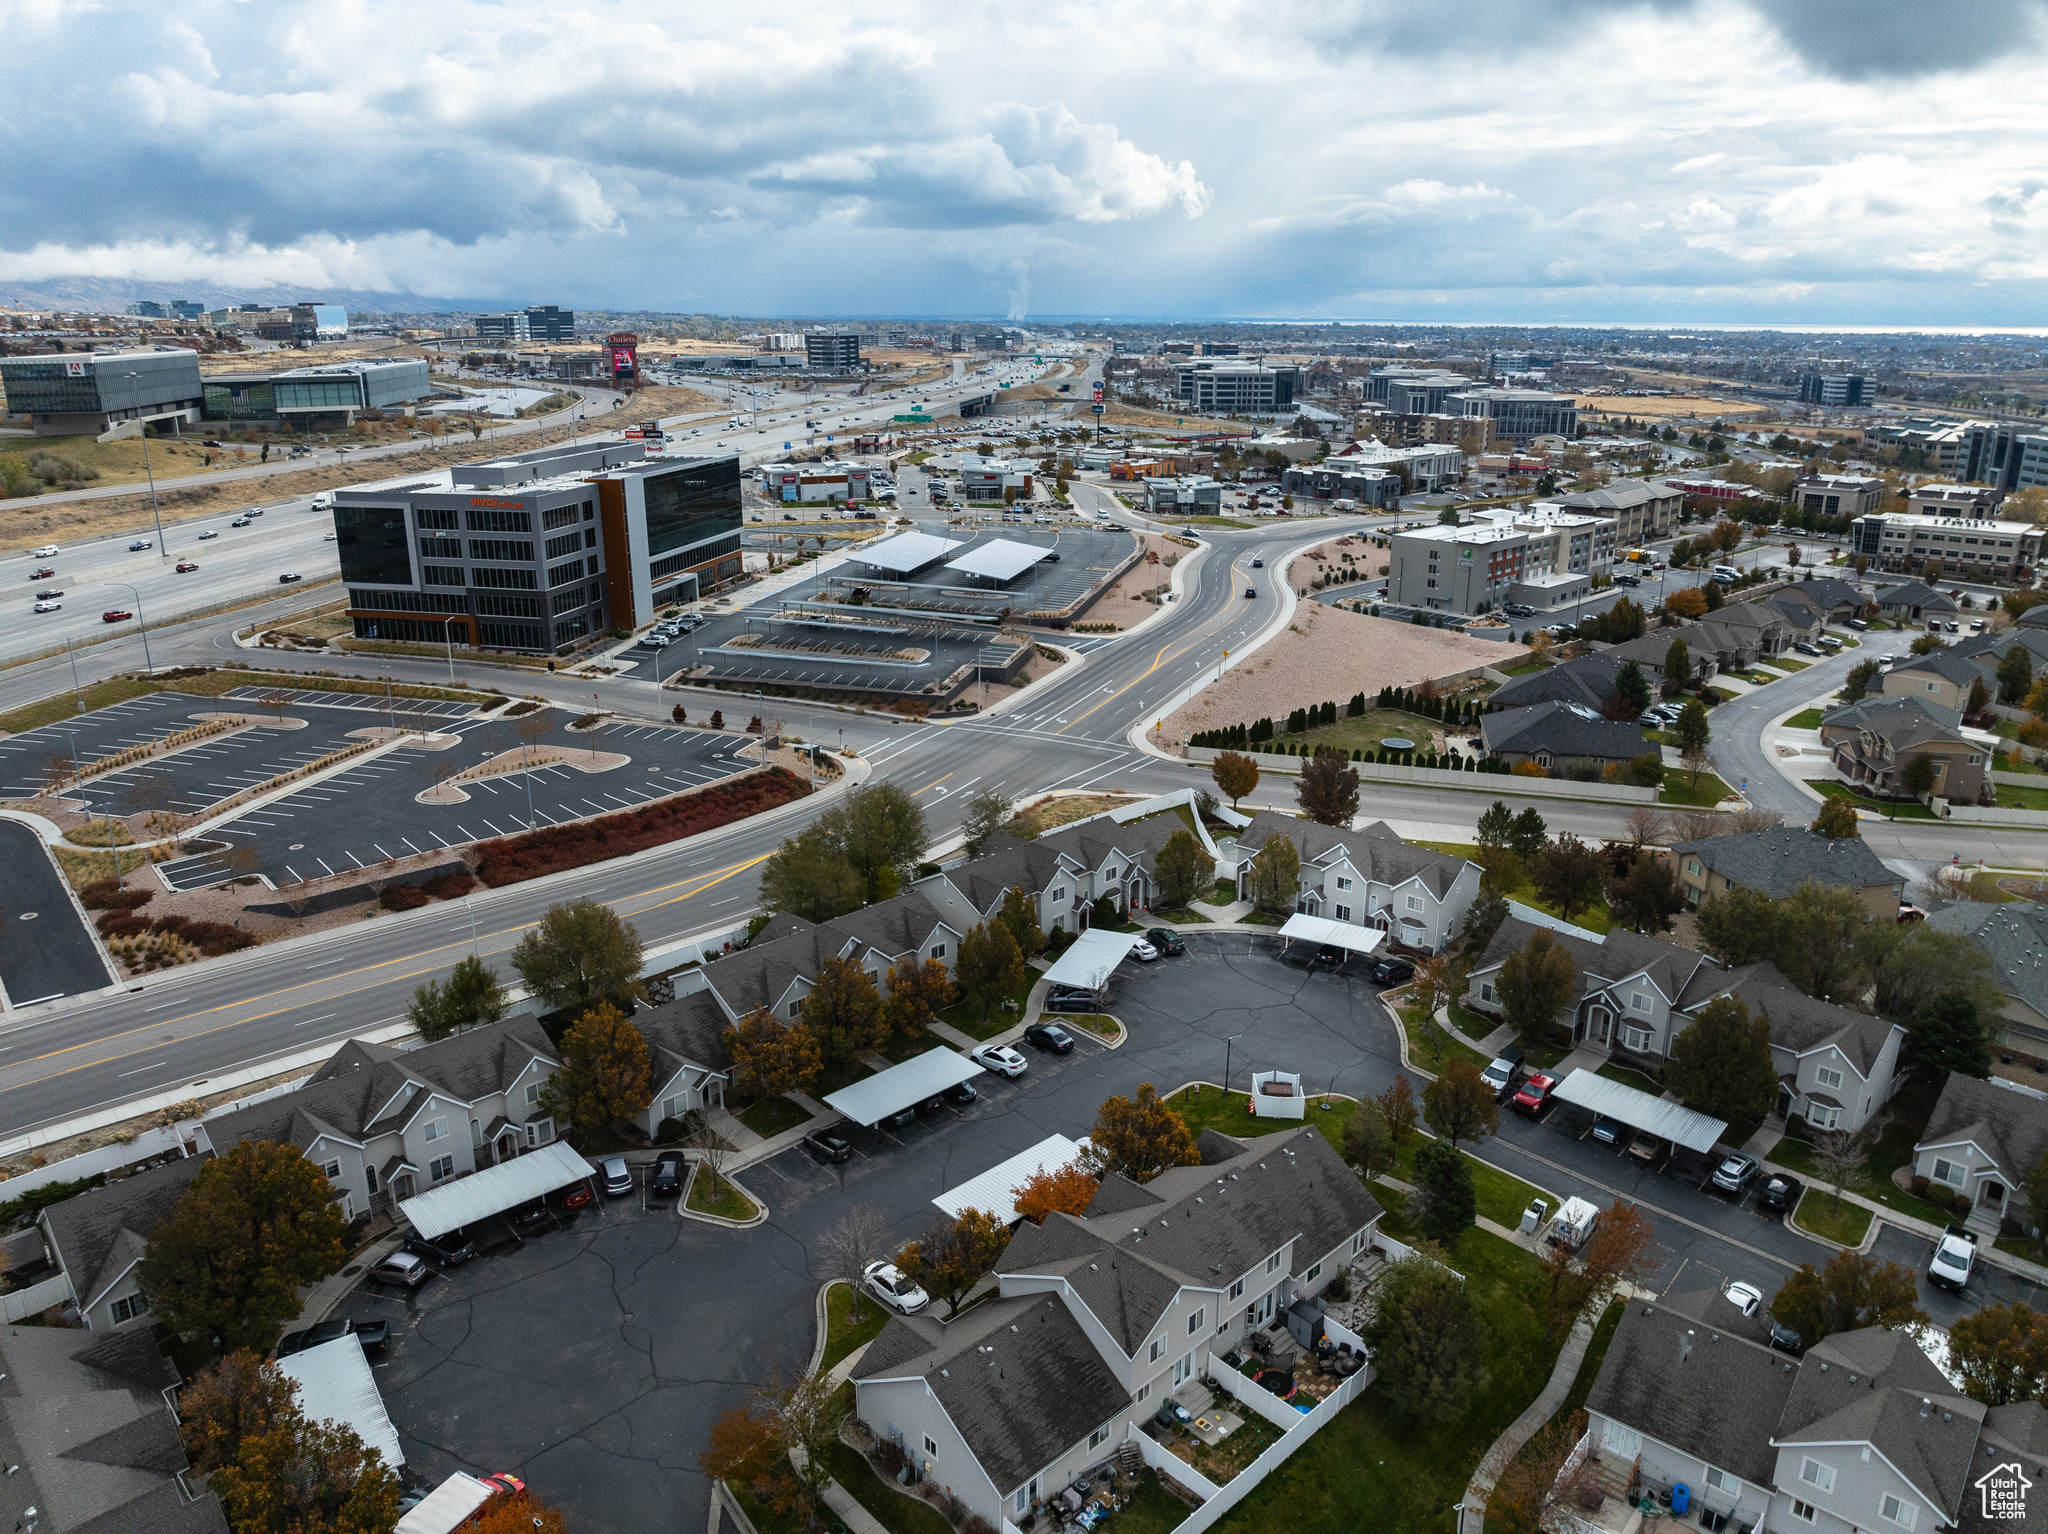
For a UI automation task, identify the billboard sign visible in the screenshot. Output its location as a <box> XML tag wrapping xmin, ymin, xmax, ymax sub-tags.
<box><xmin>1092</xmin><ymin>381</ymin><xmax>1103</xmax><ymax>402</ymax></box>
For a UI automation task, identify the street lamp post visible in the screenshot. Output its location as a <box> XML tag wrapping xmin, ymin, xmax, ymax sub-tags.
<box><xmin>120</xmin><ymin>372</ymin><xmax>169</xmax><ymax>559</ymax></box>
<box><xmin>439</xmin><ymin>617</ymin><xmax>463</xmax><ymax>686</ymax></box>
<box><xmin>1222</xmin><ymin>1029</ymin><xmax>1247</xmax><ymax>1097</ymax></box>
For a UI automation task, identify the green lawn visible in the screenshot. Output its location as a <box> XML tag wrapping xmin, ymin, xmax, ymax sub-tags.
<box><xmin>1501</xmin><ymin>659</ymin><xmax>1552</xmax><ymax>676</ymax></box>
<box><xmin>938</xmin><ymin>967</ymin><xmax>1039</xmax><ymax>1040</ymax></box>
<box><xmin>1815</xmin><ymin>781</ymin><xmax>1939</xmax><ymax>820</ymax></box>
<box><xmin>1762</xmin><ymin>656</ymin><xmax>1812</xmax><ymax>672</ymax></box>
<box><xmin>1997</xmin><ymin>752</ymin><xmax>2047</xmax><ymax>776</ymax></box>
<box><xmin>879</xmin><ymin>1028</ymin><xmax>941</xmax><ymax>1064</ymax></box>
<box><xmin>1166</xmin><ymin>1081</ymin><xmax>1355</xmax><ymax>1154</ymax></box>
<box><xmin>1596</xmin><ymin>1061</ymin><xmax>1662</xmax><ymax>1094</ymax></box>
<box><xmin>1389</xmin><ymin>1138</ymin><xmax>1551</xmax><ymax>1230</ymax></box>
<box><xmin>1243</xmin><ymin>908</ymin><xmax>1288</xmax><ymax>926</ymax></box>
<box><xmin>1393</xmin><ymin>996</ymin><xmax>1492</xmax><ymax>1073</ymax></box>
<box><xmin>687</xmin><ymin>1169</ymin><xmax>759</xmax><ymax>1221</ymax></box>
<box><xmin>1785</xmin><ymin>708</ymin><xmax>1827</xmax><ymax>729</ymax></box>
<box><xmin>1484</xmin><ymin>1300</ymin><xmax>1624</xmax><ymax>1525</ymax></box>
<box><xmin>727</xmin><ymin>1475</ymin><xmax>804</xmax><ymax>1534</ymax></box>
<box><xmin>821</xmin><ymin>1443</ymin><xmax>955</xmax><ymax>1534</ymax></box>
<box><xmin>739</xmin><ymin>1095</ymin><xmax>815</xmax><ymax>1140</ymax></box>
<box><xmin>1211</xmin><ymin>879</ymin><xmax>1241</xmax><ymax>904</ymax></box>
<box><xmin>1445</xmin><ymin>997</ymin><xmax>1497</xmax><ymax>1046</ymax></box>
<box><xmin>1408</xmin><ymin>843</ymin><xmax>1612</xmax><ymax>934</ymax></box>
<box><xmin>0</xmin><ymin>675</ymin><xmax>162</xmax><ymax>735</ymax></box>
<box><xmin>822</xmin><ymin>1282</ymin><xmax>890</xmax><ymax>1374</ymax></box>
<box><xmin>1066</xmin><ymin>1012</ymin><xmax>1121</xmax><ymax>1040</ymax></box>
<box><xmin>1154</xmin><ymin>907</ymin><xmax>1214</xmax><ymax>924</ymax></box>
<box><xmin>1661</xmin><ymin>770</ymin><xmax>1733</xmax><ymax>808</ymax></box>
<box><xmin>1214</xmin><ymin>1224</ymin><xmax>1570</xmax><ymax>1534</ymax></box>
<box><xmin>1288</xmin><ymin>707</ymin><xmax>1467</xmax><ymax>759</ymax></box>
<box><xmin>1793</xmin><ymin>1189</ymin><xmax>1873</xmax><ymax>1246</ymax></box>
<box><xmin>1995</xmin><ymin>782</ymin><xmax>2048</xmax><ymax>811</ymax></box>
<box><xmin>1109</xmin><ymin>1471</ymin><xmax>1191</xmax><ymax>1534</ymax></box>
<box><xmin>1765</xmin><ymin>1114</ymin><xmax>1948</xmax><ymax>1227</ymax></box>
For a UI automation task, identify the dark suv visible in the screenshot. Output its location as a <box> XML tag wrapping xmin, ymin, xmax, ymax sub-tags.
<box><xmin>404</xmin><ymin>1230</ymin><xmax>477</xmax><ymax>1268</ymax></box>
<box><xmin>1370</xmin><ymin>957</ymin><xmax>1415</xmax><ymax>985</ymax></box>
<box><xmin>1143</xmin><ymin>927</ymin><xmax>1185</xmax><ymax>957</ymax></box>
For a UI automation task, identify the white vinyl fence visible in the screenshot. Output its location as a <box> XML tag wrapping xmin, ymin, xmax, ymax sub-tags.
<box><xmin>2</xmin><ymin>1273</ymin><xmax>74</xmax><ymax>1323</ymax></box>
<box><xmin>1183</xmin><ymin>747</ymin><xmax>1659</xmax><ymax>803</ymax></box>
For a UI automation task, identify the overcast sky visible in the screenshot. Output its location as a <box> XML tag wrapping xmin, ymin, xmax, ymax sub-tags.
<box><xmin>5</xmin><ymin>0</ymin><xmax>2047</xmax><ymax>323</ymax></box>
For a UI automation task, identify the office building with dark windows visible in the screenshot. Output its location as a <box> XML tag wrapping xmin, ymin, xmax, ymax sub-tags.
<box><xmin>805</xmin><ymin>331</ymin><xmax>863</xmax><ymax>372</ymax></box>
<box><xmin>331</xmin><ymin>440</ymin><xmax>742</xmax><ymax>654</ymax></box>
<box><xmin>0</xmin><ymin>346</ymin><xmax>203</xmax><ymax>435</ymax></box>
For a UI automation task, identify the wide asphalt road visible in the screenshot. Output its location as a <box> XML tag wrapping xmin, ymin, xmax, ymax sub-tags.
<box><xmin>0</xmin><ymin>821</ymin><xmax>113</xmax><ymax>1008</ymax></box>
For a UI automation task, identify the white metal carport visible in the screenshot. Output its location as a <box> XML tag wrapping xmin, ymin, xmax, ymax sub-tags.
<box><xmin>276</xmin><ymin>1335</ymin><xmax>404</xmax><ymax>1469</ymax></box>
<box><xmin>824</xmin><ymin>1048</ymin><xmax>984</xmax><ymax>1129</ymax></box>
<box><xmin>933</xmin><ymin>1135</ymin><xmax>1085</xmax><ymax>1224</ymax></box>
<box><xmin>848</xmin><ymin>530</ymin><xmax>964</xmax><ymax>573</ymax></box>
<box><xmin>944</xmin><ymin>538</ymin><xmax>1053</xmax><ymax>583</ymax></box>
<box><xmin>396</xmin><ymin>1473</ymin><xmax>496</xmax><ymax>1534</ymax></box>
<box><xmin>398</xmin><ymin>1140</ymin><xmax>596</xmax><ymax>1240</ymax></box>
<box><xmin>1277</xmin><ymin>913</ymin><xmax>1385</xmax><ymax>957</ymax></box>
<box><xmin>1042</xmin><ymin>928</ymin><xmax>1148</xmax><ymax>991</ymax></box>
<box><xmin>1550</xmin><ymin>1071</ymin><xmax>1727</xmax><ymax>1154</ymax></box>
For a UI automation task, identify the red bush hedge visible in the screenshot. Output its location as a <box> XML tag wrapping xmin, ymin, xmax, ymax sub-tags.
<box><xmin>421</xmin><ymin>871</ymin><xmax>476</xmax><ymax>900</ymax></box>
<box><xmin>474</xmin><ymin>767</ymin><xmax>810</xmax><ymax>887</ymax></box>
<box><xmin>97</xmin><ymin>911</ymin><xmax>152</xmax><ymax>938</ymax></box>
<box><xmin>380</xmin><ymin>884</ymin><xmax>431</xmax><ymax>911</ymax></box>
<box><xmin>80</xmin><ymin>879</ymin><xmax>154</xmax><ymax>912</ymax></box>
<box><xmin>148</xmin><ymin>914</ymin><xmax>257</xmax><ymax>956</ymax></box>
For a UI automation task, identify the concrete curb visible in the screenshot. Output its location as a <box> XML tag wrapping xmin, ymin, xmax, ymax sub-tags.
<box><xmin>677</xmin><ymin>1161</ymin><xmax>768</xmax><ymax>1229</ymax></box>
<box><xmin>808</xmin><ymin>1280</ymin><xmax>837</xmax><ymax>1376</ymax></box>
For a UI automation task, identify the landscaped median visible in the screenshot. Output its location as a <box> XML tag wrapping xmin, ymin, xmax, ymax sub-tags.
<box><xmin>682</xmin><ymin>1162</ymin><xmax>763</xmax><ymax>1224</ymax></box>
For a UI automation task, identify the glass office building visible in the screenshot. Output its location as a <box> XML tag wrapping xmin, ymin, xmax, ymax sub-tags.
<box><xmin>331</xmin><ymin>441</ymin><xmax>742</xmax><ymax>654</ymax></box>
<box><xmin>0</xmin><ymin>347</ymin><xmax>203</xmax><ymax>434</ymax></box>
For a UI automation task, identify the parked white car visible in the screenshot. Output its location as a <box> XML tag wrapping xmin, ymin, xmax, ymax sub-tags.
<box><xmin>971</xmin><ymin>1044</ymin><xmax>1028</xmax><ymax>1078</ymax></box>
<box><xmin>864</xmin><ymin>1260</ymin><xmax>929</xmax><ymax>1315</ymax></box>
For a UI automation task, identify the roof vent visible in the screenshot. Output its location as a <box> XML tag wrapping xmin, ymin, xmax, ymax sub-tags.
<box><xmin>1921</xmin><ymin>1397</ymin><xmax>1932</xmax><ymax>1417</ymax></box>
<box><xmin>1011</xmin><ymin>1326</ymin><xmax>1019</xmax><ymax>1334</ymax></box>
<box><xmin>940</xmin><ymin>1369</ymin><xmax>949</xmax><ymax>1378</ymax></box>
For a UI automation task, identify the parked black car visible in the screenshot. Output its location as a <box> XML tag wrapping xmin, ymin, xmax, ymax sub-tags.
<box><xmin>1370</xmin><ymin>957</ymin><xmax>1415</xmax><ymax>985</ymax></box>
<box><xmin>1024</xmin><ymin>1022</ymin><xmax>1075</xmax><ymax>1054</ymax></box>
<box><xmin>804</xmin><ymin>1129</ymin><xmax>853</xmax><ymax>1164</ymax></box>
<box><xmin>278</xmin><ymin>1318</ymin><xmax>389</xmax><ymax>1357</ymax></box>
<box><xmin>944</xmin><ymin>1080</ymin><xmax>978</xmax><ymax>1106</ymax></box>
<box><xmin>650</xmin><ymin>1150</ymin><xmax>686</xmax><ymax>1196</ymax></box>
<box><xmin>1043</xmin><ymin>986</ymin><xmax>1097</xmax><ymax>1014</ymax></box>
<box><xmin>880</xmin><ymin>1104</ymin><xmax>918</xmax><ymax>1129</ymax></box>
<box><xmin>405</xmin><ymin>1230</ymin><xmax>477</xmax><ymax>1267</ymax></box>
<box><xmin>1144</xmin><ymin>927</ymin><xmax>1185</xmax><ymax>956</ymax></box>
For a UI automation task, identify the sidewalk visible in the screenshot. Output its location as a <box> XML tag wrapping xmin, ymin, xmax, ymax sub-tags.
<box><xmin>291</xmin><ymin>1231</ymin><xmax>406</xmax><ymax>1332</ymax></box>
<box><xmin>1458</xmin><ymin>1312</ymin><xmax>1601</xmax><ymax>1534</ymax></box>
<box><xmin>787</xmin><ymin>1446</ymin><xmax>889</xmax><ymax>1534</ymax></box>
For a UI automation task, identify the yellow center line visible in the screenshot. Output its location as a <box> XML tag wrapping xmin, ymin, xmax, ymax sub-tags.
<box><xmin>0</xmin><ymin>858</ymin><xmax>760</xmax><ymax>1093</ymax></box>
<box><xmin>1057</xmin><ymin>559</ymin><xmax>1246</xmax><ymax>735</ymax></box>
<box><xmin>912</xmin><ymin>772</ymin><xmax>954</xmax><ymax>796</ymax></box>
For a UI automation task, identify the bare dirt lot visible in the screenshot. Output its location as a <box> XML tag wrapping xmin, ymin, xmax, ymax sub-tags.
<box><xmin>0</xmin><ymin>383</ymin><xmax>721</xmax><ymax>552</ymax></box>
<box><xmin>1573</xmin><ymin>393</ymin><xmax>1774</xmax><ymax>421</ymax></box>
<box><xmin>1152</xmin><ymin>600</ymin><xmax>1507</xmax><ymax>747</ymax></box>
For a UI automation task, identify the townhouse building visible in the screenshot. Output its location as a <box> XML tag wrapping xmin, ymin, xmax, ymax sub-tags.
<box><xmin>1584</xmin><ymin>1293</ymin><xmax>2041</xmax><ymax>1534</ymax></box>
<box><xmin>1913</xmin><ymin>1072</ymin><xmax>2048</xmax><ymax>1239</ymax></box>
<box><xmin>1928</xmin><ymin>899</ymin><xmax>2048</xmax><ymax>1050</ymax></box>
<box><xmin>1214</xmin><ymin>815</ymin><xmax>1481</xmax><ymax>953</ymax></box>
<box><xmin>1879</xmin><ymin>647</ymin><xmax>1987</xmax><ymax>713</ymax></box>
<box><xmin>1463</xmin><ymin>918</ymin><xmax>1902</xmax><ymax>1130</ymax></box>
<box><xmin>1819</xmin><ymin>694</ymin><xmax>1989</xmax><ymax>805</ymax></box>
<box><xmin>851</xmin><ymin>1126</ymin><xmax>1381</xmax><ymax>1531</ymax></box>
<box><xmin>1665</xmin><ymin>827</ymin><xmax>1903</xmax><ymax>918</ymax></box>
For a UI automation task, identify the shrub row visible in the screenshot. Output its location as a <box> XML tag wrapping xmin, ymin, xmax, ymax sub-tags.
<box><xmin>94</xmin><ymin>908</ymin><xmax>256</xmax><ymax>955</ymax></box>
<box><xmin>79</xmin><ymin>879</ymin><xmax>154</xmax><ymax>912</ymax></box>
<box><xmin>379</xmin><ymin>884</ymin><xmax>431</xmax><ymax>911</ymax></box>
<box><xmin>473</xmin><ymin>767</ymin><xmax>811</xmax><ymax>887</ymax></box>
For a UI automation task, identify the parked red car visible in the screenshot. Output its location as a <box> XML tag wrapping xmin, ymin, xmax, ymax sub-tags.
<box><xmin>101</xmin><ymin>608</ymin><xmax>133</xmax><ymax>623</ymax></box>
<box><xmin>561</xmin><ymin>1184</ymin><xmax>593</xmax><ymax>1210</ymax></box>
<box><xmin>1511</xmin><ymin>1071</ymin><xmax>1558</xmax><ymax>1117</ymax></box>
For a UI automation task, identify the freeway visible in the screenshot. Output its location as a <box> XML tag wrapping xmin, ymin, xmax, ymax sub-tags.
<box><xmin>0</xmin><ymin>484</ymin><xmax>2043</xmax><ymax>1142</ymax></box>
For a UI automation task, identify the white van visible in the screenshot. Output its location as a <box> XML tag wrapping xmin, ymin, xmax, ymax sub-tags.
<box><xmin>1711</xmin><ymin>564</ymin><xmax>1741</xmax><ymax>582</ymax></box>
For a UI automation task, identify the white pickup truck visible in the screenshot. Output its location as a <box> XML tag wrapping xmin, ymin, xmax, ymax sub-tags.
<box><xmin>1929</xmin><ymin>1225</ymin><xmax>1977</xmax><ymax>1293</ymax></box>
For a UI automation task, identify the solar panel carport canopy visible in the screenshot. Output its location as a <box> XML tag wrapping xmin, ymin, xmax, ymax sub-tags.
<box><xmin>823</xmin><ymin>1047</ymin><xmax>985</xmax><ymax>1128</ymax></box>
<box><xmin>944</xmin><ymin>537</ymin><xmax>1053</xmax><ymax>582</ymax></box>
<box><xmin>848</xmin><ymin>530</ymin><xmax>964</xmax><ymax>573</ymax></box>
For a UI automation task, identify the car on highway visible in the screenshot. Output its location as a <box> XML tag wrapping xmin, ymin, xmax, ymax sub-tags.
<box><xmin>33</xmin><ymin>600</ymin><xmax>60</xmax><ymax>613</ymax></box>
<box><xmin>277</xmin><ymin>572</ymin><xmax>303</xmax><ymax>584</ymax></box>
<box><xmin>1711</xmin><ymin>1151</ymin><xmax>1760</xmax><ymax>1195</ymax></box>
<box><xmin>32</xmin><ymin>545</ymin><xmax>58</xmax><ymax>557</ymax></box>
<box><xmin>602</xmin><ymin>1156</ymin><xmax>633</xmax><ymax>1196</ymax></box>
<box><xmin>128</xmin><ymin>539</ymin><xmax>152</xmax><ymax>551</ymax></box>
<box><xmin>175</xmin><ymin>561</ymin><xmax>198</xmax><ymax>573</ymax></box>
<box><xmin>1024</xmin><ymin>1022</ymin><xmax>1075</xmax><ymax>1054</ymax></box>
<box><xmin>29</xmin><ymin>566</ymin><xmax>53</xmax><ymax>579</ymax></box>
<box><xmin>367</xmin><ymin>1251</ymin><xmax>430</xmax><ymax>1289</ymax></box>
<box><xmin>35</xmin><ymin>587</ymin><xmax>62</xmax><ymax>599</ymax></box>
<box><xmin>864</xmin><ymin>1260</ymin><xmax>929</xmax><ymax>1315</ymax></box>
<box><xmin>196</xmin><ymin>529</ymin><xmax>218</xmax><ymax>540</ymax></box>
<box><xmin>1251</xmin><ymin>557</ymin><xmax>1264</xmax><ymax>568</ymax></box>
<box><xmin>1929</xmin><ymin>1226</ymin><xmax>1977</xmax><ymax>1292</ymax></box>
<box><xmin>1245</xmin><ymin>586</ymin><xmax>1257</xmax><ymax>598</ymax></box>
<box><xmin>1511</xmin><ymin>1071</ymin><xmax>1557</xmax><ymax>1117</ymax></box>
<box><xmin>230</xmin><ymin>515</ymin><xmax>252</xmax><ymax>527</ymax></box>
<box><xmin>971</xmin><ymin>1043</ymin><xmax>1027</xmax><ymax>1078</ymax></box>
<box><xmin>101</xmin><ymin>608</ymin><xmax>132</xmax><ymax>622</ymax></box>
<box><xmin>1143</xmin><ymin>927</ymin><xmax>1185</xmax><ymax>957</ymax></box>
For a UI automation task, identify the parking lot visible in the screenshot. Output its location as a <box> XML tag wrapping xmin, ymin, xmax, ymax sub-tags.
<box><xmin>154</xmin><ymin>712</ymin><xmax>753</xmax><ymax>889</ymax></box>
<box><xmin>326</xmin><ymin>935</ymin><xmax>2024</xmax><ymax>1534</ymax></box>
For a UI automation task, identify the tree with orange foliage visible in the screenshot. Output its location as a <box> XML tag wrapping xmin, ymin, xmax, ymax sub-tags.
<box><xmin>1665</xmin><ymin>586</ymin><xmax>1708</xmax><ymax>620</ymax></box>
<box><xmin>1012</xmin><ymin>1160</ymin><xmax>1099</xmax><ymax>1223</ymax></box>
<box><xmin>472</xmin><ymin>1491</ymin><xmax>570</xmax><ymax>1533</ymax></box>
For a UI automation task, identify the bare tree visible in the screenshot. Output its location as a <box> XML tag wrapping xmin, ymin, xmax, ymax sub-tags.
<box><xmin>816</xmin><ymin>1204</ymin><xmax>889</xmax><ymax>1321</ymax></box>
<box><xmin>1814</xmin><ymin>1128</ymin><xmax>1869</xmax><ymax>1212</ymax></box>
<box><xmin>40</xmin><ymin>752</ymin><xmax>75</xmax><ymax>798</ymax></box>
<box><xmin>686</xmin><ymin>1109</ymin><xmax>734</xmax><ymax>1197</ymax></box>
<box><xmin>283</xmin><ymin>879</ymin><xmax>314</xmax><ymax>920</ymax></box>
<box><xmin>1483</xmin><ymin>1418</ymin><xmax>1607</xmax><ymax>1534</ymax></box>
<box><xmin>258</xmin><ymin>688</ymin><xmax>292</xmax><ymax>726</ymax></box>
<box><xmin>1621</xmin><ymin>807</ymin><xmax>1667</xmax><ymax>853</ymax></box>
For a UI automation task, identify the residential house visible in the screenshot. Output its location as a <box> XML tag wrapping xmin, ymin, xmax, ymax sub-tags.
<box><xmin>691</xmin><ymin>892</ymin><xmax>966</xmax><ymax>1024</ymax></box>
<box><xmin>1584</xmin><ymin>1298</ymin><xmax>2044</xmax><ymax>1534</ymax></box>
<box><xmin>1763</xmin><ymin>590</ymin><xmax>1828</xmax><ymax>647</ymax></box>
<box><xmin>1214</xmin><ymin>814</ymin><xmax>1482</xmax><ymax>952</ymax></box>
<box><xmin>1695</xmin><ymin>601</ymin><xmax>1794</xmax><ymax>667</ymax></box>
<box><xmin>1605</xmin><ymin>627</ymin><xmax>1719</xmax><ymax>687</ymax></box>
<box><xmin>1665</xmin><ymin>826</ymin><xmax>1904</xmax><ymax>917</ymax></box>
<box><xmin>0</xmin><ymin>1322</ymin><xmax>229</xmax><ymax>1534</ymax></box>
<box><xmin>1479</xmin><ymin>700</ymin><xmax>1650</xmax><ymax>770</ymax></box>
<box><xmin>1874</xmin><ymin>580</ymin><xmax>1960</xmax><ymax>623</ymax></box>
<box><xmin>850</xmin><ymin>1126</ymin><xmax>1381</xmax><ymax>1531</ymax></box>
<box><xmin>1914</xmin><ymin>1071</ymin><xmax>2048</xmax><ymax>1237</ymax></box>
<box><xmin>1773</xmin><ymin>575</ymin><xmax>1865</xmax><ymax>627</ymax></box>
<box><xmin>1819</xmin><ymin>694</ymin><xmax>1989</xmax><ymax>804</ymax></box>
<box><xmin>638</xmin><ymin>988</ymin><xmax>737</xmax><ymax>1134</ymax></box>
<box><xmin>1487</xmin><ymin>651</ymin><xmax>1627</xmax><ymax>712</ymax></box>
<box><xmin>39</xmin><ymin>1155</ymin><xmax>208</xmax><ymax>1332</ymax></box>
<box><xmin>1716</xmin><ymin>967</ymin><xmax>1904</xmax><ymax>1132</ymax></box>
<box><xmin>1950</xmin><ymin>625</ymin><xmax>2048</xmax><ymax>700</ymax></box>
<box><xmin>196</xmin><ymin>1019</ymin><xmax>564</xmax><ymax>1219</ymax></box>
<box><xmin>1880</xmin><ymin>647</ymin><xmax>1989</xmax><ymax>713</ymax></box>
<box><xmin>1928</xmin><ymin>899</ymin><xmax>2048</xmax><ymax>1049</ymax></box>
<box><xmin>1463</xmin><ymin>917</ymin><xmax>1902</xmax><ymax>1126</ymax></box>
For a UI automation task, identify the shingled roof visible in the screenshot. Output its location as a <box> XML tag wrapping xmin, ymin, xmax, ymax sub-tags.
<box><xmin>1481</xmin><ymin>701</ymin><xmax>1649</xmax><ymax>763</ymax></box>
<box><xmin>1667</xmin><ymin>826</ymin><xmax>1899</xmax><ymax>899</ymax></box>
<box><xmin>1915</xmin><ymin>1073</ymin><xmax>2048</xmax><ymax>1186</ymax></box>
<box><xmin>852</xmin><ymin>1292</ymin><xmax>1133</xmax><ymax>1497</ymax></box>
<box><xmin>1820</xmin><ymin>692</ymin><xmax>1966</xmax><ymax>745</ymax></box>
<box><xmin>39</xmin><ymin>1156</ymin><xmax>207</xmax><ymax>1315</ymax></box>
<box><xmin>1714</xmin><ymin>965</ymin><xmax>1901</xmax><ymax>1077</ymax></box>
<box><xmin>1929</xmin><ymin>899</ymin><xmax>2048</xmax><ymax>1019</ymax></box>
<box><xmin>1473</xmin><ymin>916</ymin><xmax>1722</xmax><ymax>1011</ymax></box>
<box><xmin>1488</xmin><ymin>652</ymin><xmax>1625</xmax><ymax>711</ymax></box>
